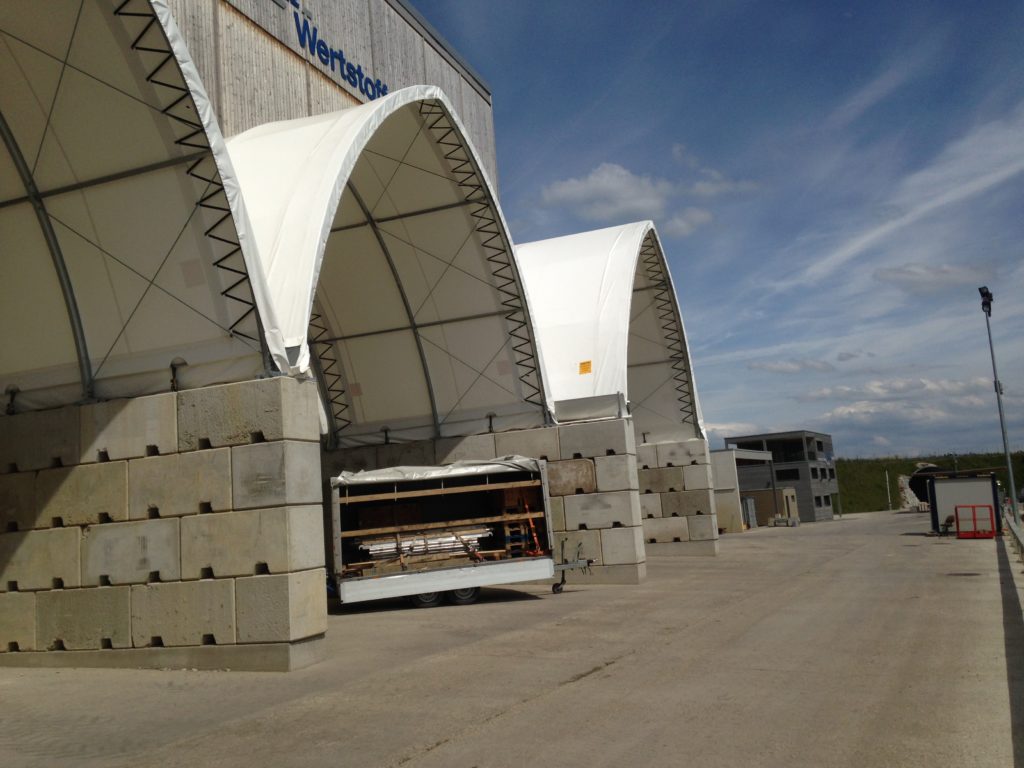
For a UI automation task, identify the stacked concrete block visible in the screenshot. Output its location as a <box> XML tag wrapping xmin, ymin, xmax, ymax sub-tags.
<box><xmin>638</xmin><ymin>438</ymin><xmax>719</xmax><ymax>557</ymax></box>
<box><xmin>0</xmin><ymin>377</ymin><xmax>327</xmax><ymax>670</ymax></box>
<box><xmin>552</xmin><ymin>420</ymin><xmax>645</xmax><ymax>584</ymax></box>
<box><xmin>321</xmin><ymin>419</ymin><xmax>647</xmax><ymax>584</ymax></box>
<box><xmin>710</xmin><ymin>451</ymin><xmax>744</xmax><ymax>534</ymax></box>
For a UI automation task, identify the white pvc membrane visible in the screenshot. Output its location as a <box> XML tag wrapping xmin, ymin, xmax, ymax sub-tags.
<box><xmin>0</xmin><ymin>0</ymin><xmax>281</xmax><ymax>411</ymax></box>
<box><xmin>225</xmin><ymin>87</ymin><xmax>547</xmax><ymax>446</ymax></box>
<box><xmin>516</xmin><ymin>222</ymin><xmax>705</xmax><ymax>443</ymax></box>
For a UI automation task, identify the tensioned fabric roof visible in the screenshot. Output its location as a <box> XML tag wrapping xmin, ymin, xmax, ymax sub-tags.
<box><xmin>516</xmin><ymin>222</ymin><xmax>705</xmax><ymax>443</ymax></box>
<box><xmin>0</xmin><ymin>0</ymin><xmax>283</xmax><ymax>412</ymax></box>
<box><xmin>225</xmin><ymin>86</ymin><xmax>548</xmax><ymax>446</ymax></box>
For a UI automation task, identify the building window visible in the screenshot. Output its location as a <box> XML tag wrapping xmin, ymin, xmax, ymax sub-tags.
<box><xmin>810</xmin><ymin>467</ymin><xmax>819</xmax><ymax>479</ymax></box>
<box><xmin>824</xmin><ymin>496</ymin><xmax>832</xmax><ymax>507</ymax></box>
<box><xmin>816</xmin><ymin>440</ymin><xmax>824</xmax><ymax>452</ymax></box>
<box><xmin>829</xmin><ymin>468</ymin><xmax>836</xmax><ymax>480</ymax></box>
<box><xmin>776</xmin><ymin>468</ymin><xmax>800</xmax><ymax>482</ymax></box>
<box><xmin>815</xmin><ymin>496</ymin><xmax>823</xmax><ymax>507</ymax></box>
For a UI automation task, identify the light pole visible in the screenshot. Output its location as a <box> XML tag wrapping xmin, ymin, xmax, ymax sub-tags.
<box><xmin>979</xmin><ymin>286</ymin><xmax>1019</xmax><ymax>524</ymax></box>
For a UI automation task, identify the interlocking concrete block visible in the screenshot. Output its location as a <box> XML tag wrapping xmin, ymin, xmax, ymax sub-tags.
<box><xmin>564</xmin><ymin>491</ymin><xmax>642</xmax><ymax>530</ymax></box>
<box><xmin>558</xmin><ymin>419</ymin><xmax>635</xmax><ymax>459</ymax></box>
<box><xmin>547</xmin><ymin>496</ymin><xmax>565</xmax><ymax>533</ymax></box>
<box><xmin>643</xmin><ymin>516</ymin><xmax>690</xmax><ymax>543</ymax></box>
<box><xmin>710</xmin><ymin>452</ymin><xmax>738</xmax><ymax>490</ymax></box>
<box><xmin>131</xmin><ymin>580</ymin><xmax>236</xmax><ymax>647</ymax></box>
<box><xmin>376</xmin><ymin>440</ymin><xmax>435</xmax><ymax>468</ymax></box>
<box><xmin>0</xmin><ymin>527</ymin><xmax>81</xmax><ymax>592</ymax></box>
<box><xmin>36</xmin><ymin>462</ymin><xmax>128</xmax><ymax>527</ymax></box>
<box><xmin>547</xmin><ymin>459</ymin><xmax>596</xmax><ymax>497</ymax></box>
<box><xmin>128</xmin><ymin>448</ymin><xmax>231</xmax><ymax>519</ymax></box>
<box><xmin>656</xmin><ymin>439</ymin><xmax>710</xmax><ymax>467</ymax></box>
<box><xmin>231</xmin><ymin>440</ymin><xmax>322</xmax><ymax>510</ymax></box>
<box><xmin>640</xmin><ymin>493</ymin><xmax>663</xmax><ymax>519</ymax></box>
<box><xmin>81</xmin><ymin>518</ymin><xmax>180</xmax><ymax>586</ymax></box>
<box><xmin>36</xmin><ymin>586</ymin><xmax>131</xmax><ymax>650</ymax></box>
<box><xmin>661</xmin><ymin>489</ymin><xmax>716</xmax><ymax>517</ymax></box>
<box><xmin>80</xmin><ymin>394</ymin><xmax>177</xmax><ymax>463</ymax></box>
<box><xmin>639</xmin><ymin>467</ymin><xmax>685</xmax><ymax>494</ymax></box>
<box><xmin>636</xmin><ymin>443</ymin><xmax>658</xmax><ymax>470</ymax></box>
<box><xmin>594</xmin><ymin>454</ymin><xmax>638</xmax><ymax>492</ymax></box>
<box><xmin>715</xmin><ymin>489</ymin><xmax>744</xmax><ymax>534</ymax></box>
<box><xmin>0</xmin><ymin>406</ymin><xmax>80</xmax><ymax>473</ymax></box>
<box><xmin>435</xmin><ymin>434</ymin><xmax>496</xmax><ymax>464</ymax></box>
<box><xmin>683</xmin><ymin>463</ymin><xmax>714</xmax><ymax>491</ymax></box>
<box><xmin>236</xmin><ymin>568</ymin><xmax>327</xmax><ymax>643</ymax></box>
<box><xmin>600</xmin><ymin>526</ymin><xmax>645</xmax><ymax>565</ymax></box>
<box><xmin>494</xmin><ymin>427</ymin><xmax>559</xmax><ymax>461</ymax></box>
<box><xmin>177</xmin><ymin>377</ymin><xmax>320</xmax><ymax>451</ymax></box>
<box><xmin>688</xmin><ymin>513</ymin><xmax>720</xmax><ymax>541</ymax></box>
<box><xmin>181</xmin><ymin>506</ymin><xmax>324</xmax><ymax>579</ymax></box>
<box><xmin>646</xmin><ymin>539</ymin><xmax>719</xmax><ymax>557</ymax></box>
<box><xmin>0</xmin><ymin>472</ymin><xmax>36</xmax><ymax>531</ymax></box>
<box><xmin>553</xmin><ymin>530</ymin><xmax>602</xmax><ymax>565</ymax></box>
<box><xmin>564</xmin><ymin>562</ymin><xmax>645</xmax><ymax>585</ymax></box>
<box><xmin>0</xmin><ymin>591</ymin><xmax>36</xmax><ymax>651</ymax></box>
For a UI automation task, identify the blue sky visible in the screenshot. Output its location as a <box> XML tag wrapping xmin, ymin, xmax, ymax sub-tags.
<box><xmin>415</xmin><ymin>0</ymin><xmax>1024</xmax><ymax>458</ymax></box>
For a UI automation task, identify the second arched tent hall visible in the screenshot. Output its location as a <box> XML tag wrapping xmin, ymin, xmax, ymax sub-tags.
<box><xmin>515</xmin><ymin>221</ymin><xmax>705</xmax><ymax>445</ymax></box>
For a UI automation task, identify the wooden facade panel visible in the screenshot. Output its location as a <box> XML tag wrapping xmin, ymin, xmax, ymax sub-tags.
<box><xmin>367</xmin><ymin>0</ymin><xmax>427</xmax><ymax>94</ymax></box>
<box><xmin>217</xmin><ymin>6</ymin><xmax>309</xmax><ymax>136</ymax></box>
<box><xmin>168</xmin><ymin>0</ymin><xmax>219</xmax><ymax>117</ymax></box>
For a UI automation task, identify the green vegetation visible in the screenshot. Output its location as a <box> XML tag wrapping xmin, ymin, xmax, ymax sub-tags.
<box><xmin>836</xmin><ymin>452</ymin><xmax>1024</xmax><ymax>513</ymax></box>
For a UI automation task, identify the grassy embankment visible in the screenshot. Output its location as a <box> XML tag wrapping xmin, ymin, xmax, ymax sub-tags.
<box><xmin>836</xmin><ymin>452</ymin><xmax>1024</xmax><ymax>513</ymax></box>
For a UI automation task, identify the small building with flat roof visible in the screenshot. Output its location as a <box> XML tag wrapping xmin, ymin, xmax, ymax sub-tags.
<box><xmin>722</xmin><ymin>431</ymin><xmax>840</xmax><ymax>523</ymax></box>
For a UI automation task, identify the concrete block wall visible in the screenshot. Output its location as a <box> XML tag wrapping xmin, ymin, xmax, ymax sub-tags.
<box><xmin>636</xmin><ymin>439</ymin><xmax>720</xmax><ymax>556</ymax></box>
<box><xmin>322</xmin><ymin>418</ymin><xmax>647</xmax><ymax>584</ymax></box>
<box><xmin>0</xmin><ymin>378</ymin><xmax>327</xmax><ymax>670</ymax></box>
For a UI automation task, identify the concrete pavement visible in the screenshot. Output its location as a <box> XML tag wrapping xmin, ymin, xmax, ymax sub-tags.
<box><xmin>1</xmin><ymin>510</ymin><xmax>1021</xmax><ymax>767</ymax></box>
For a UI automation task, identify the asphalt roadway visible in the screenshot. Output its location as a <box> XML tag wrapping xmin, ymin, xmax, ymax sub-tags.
<box><xmin>1</xmin><ymin>509</ymin><xmax>1022</xmax><ymax>768</ymax></box>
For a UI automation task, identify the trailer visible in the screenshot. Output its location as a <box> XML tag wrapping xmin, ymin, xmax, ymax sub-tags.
<box><xmin>329</xmin><ymin>457</ymin><xmax>567</xmax><ymax>606</ymax></box>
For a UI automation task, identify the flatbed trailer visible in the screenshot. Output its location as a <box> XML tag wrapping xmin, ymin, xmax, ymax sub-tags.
<box><xmin>329</xmin><ymin>457</ymin><xmax>563</xmax><ymax>605</ymax></box>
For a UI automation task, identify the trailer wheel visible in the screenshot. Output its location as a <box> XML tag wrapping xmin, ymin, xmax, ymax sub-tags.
<box><xmin>409</xmin><ymin>592</ymin><xmax>444</xmax><ymax>609</ymax></box>
<box><xmin>446</xmin><ymin>587</ymin><xmax>480</xmax><ymax>605</ymax></box>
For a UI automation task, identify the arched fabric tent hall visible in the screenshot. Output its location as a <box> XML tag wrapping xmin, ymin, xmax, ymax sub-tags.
<box><xmin>516</xmin><ymin>221</ymin><xmax>705</xmax><ymax>444</ymax></box>
<box><xmin>0</xmin><ymin>0</ymin><xmax>283</xmax><ymax>413</ymax></box>
<box><xmin>225</xmin><ymin>86</ymin><xmax>548</xmax><ymax>447</ymax></box>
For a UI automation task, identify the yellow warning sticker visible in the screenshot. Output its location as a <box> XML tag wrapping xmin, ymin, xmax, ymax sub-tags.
<box><xmin>578</xmin><ymin>360</ymin><xmax>592</xmax><ymax>375</ymax></box>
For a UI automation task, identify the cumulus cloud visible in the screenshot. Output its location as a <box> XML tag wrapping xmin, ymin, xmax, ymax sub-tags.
<box><xmin>663</xmin><ymin>207</ymin><xmax>713</xmax><ymax>237</ymax></box>
<box><xmin>541</xmin><ymin>156</ymin><xmax>756</xmax><ymax>226</ymax></box>
<box><xmin>540</xmin><ymin>163</ymin><xmax>674</xmax><ymax>221</ymax></box>
<box><xmin>748</xmin><ymin>359</ymin><xmax>835</xmax><ymax>374</ymax></box>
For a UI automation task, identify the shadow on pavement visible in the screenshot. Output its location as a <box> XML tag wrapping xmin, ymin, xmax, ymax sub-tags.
<box><xmin>329</xmin><ymin>586</ymin><xmax>543</xmax><ymax>615</ymax></box>
<box><xmin>996</xmin><ymin>537</ymin><xmax>1024</xmax><ymax>767</ymax></box>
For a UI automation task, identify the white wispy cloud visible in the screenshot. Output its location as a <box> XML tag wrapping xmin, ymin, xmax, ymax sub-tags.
<box><xmin>748</xmin><ymin>359</ymin><xmax>835</xmax><ymax>374</ymax></box>
<box><xmin>804</xmin><ymin>377</ymin><xmax>991</xmax><ymax>401</ymax></box>
<box><xmin>825</xmin><ymin>37</ymin><xmax>941</xmax><ymax>130</ymax></box>
<box><xmin>873</xmin><ymin>262</ymin><xmax>992</xmax><ymax>295</ymax></box>
<box><xmin>794</xmin><ymin>104</ymin><xmax>1024</xmax><ymax>287</ymax></box>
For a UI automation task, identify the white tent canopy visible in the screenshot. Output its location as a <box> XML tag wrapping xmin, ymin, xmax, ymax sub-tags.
<box><xmin>0</xmin><ymin>0</ymin><xmax>282</xmax><ymax>411</ymax></box>
<box><xmin>516</xmin><ymin>222</ymin><xmax>705</xmax><ymax>443</ymax></box>
<box><xmin>225</xmin><ymin>87</ymin><xmax>547</xmax><ymax>446</ymax></box>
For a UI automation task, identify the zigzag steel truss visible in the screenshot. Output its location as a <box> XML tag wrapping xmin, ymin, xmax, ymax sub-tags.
<box><xmin>637</xmin><ymin>233</ymin><xmax>698</xmax><ymax>428</ymax></box>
